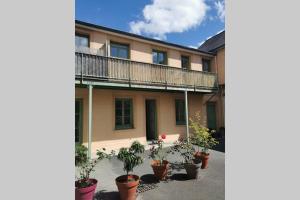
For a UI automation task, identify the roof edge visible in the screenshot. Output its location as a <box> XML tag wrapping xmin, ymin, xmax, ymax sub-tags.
<box><xmin>75</xmin><ymin>20</ymin><xmax>215</xmax><ymax>56</ymax></box>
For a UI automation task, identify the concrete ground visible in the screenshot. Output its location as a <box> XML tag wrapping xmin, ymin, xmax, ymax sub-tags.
<box><xmin>80</xmin><ymin>142</ymin><xmax>224</xmax><ymax>200</ymax></box>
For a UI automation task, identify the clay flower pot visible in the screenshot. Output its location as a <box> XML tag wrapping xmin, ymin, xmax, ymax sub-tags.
<box><xmin>201</xmin><ymin>153</ymin><xmax>210</xmax><ymax>169</ymax></box>
<box><xmin>75</xmin><ymin>179</ymin><xmax>98</xmax><ymax>200</ymax></box>
<box><xmin>151</xmin><ymin>160</ymin><xmax>169</xmax><ymax>180</ymax></box>
<box><xmin>184</xmin><ymin>160</ymin><xmax>201</xmax><ymax>179</ymax></box>
<box><xmin>194</xmin><ymin>151</ymin><xmax>203</xmax><ymax>163</ymax></box>
<box><xmin>115</xmin><ymin>174</ymin><xmax>140</xmax><ymax>200</ymax></box>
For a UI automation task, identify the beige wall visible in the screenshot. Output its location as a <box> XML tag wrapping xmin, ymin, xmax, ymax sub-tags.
<box><xmin>75</xmin><ymin>26</ymin><xmax>214</xmax><ymax>71</ymax></box>
<box><xmin>75</xmin><ymin>87</ymin><xmax>205</xmax><ymax>156</ymax></box>
<box><xmin>216</xmin><ymin>48</ymin><xmax>225</xmax><ymax>85</ymax></box>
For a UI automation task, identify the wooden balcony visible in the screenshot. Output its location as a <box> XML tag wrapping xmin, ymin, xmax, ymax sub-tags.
<box><xmin>75</xmin><ymin>48</ymin><xmax>218</xmax><ymax>92</ymax></box>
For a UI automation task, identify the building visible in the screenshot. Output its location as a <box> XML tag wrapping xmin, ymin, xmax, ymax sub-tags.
<box><xmin>199</xmin><ymin>31</ymin><xmax>225</xmax><ymax>134</ymax></box>
<box><xmin>75</xmin><ymin>20</ymin><xmax>221</xmax><ymax>157</ymax></box>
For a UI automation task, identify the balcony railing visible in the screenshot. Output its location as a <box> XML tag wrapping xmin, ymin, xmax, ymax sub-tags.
<box><xmin>75</xmin><ymin>48</ymin><xmax>218</xmax><ymax>91</ymax></box>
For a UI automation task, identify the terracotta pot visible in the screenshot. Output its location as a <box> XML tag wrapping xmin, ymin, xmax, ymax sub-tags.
<box><xmin>75</xmin><ymin>179</ymin><xmax>97</xmax><ymax>200</ymax></box>
<box><xmin>115</xmin><ymin>174</ymin><xmax>140</xmax><ymax>200</ymax></box>
<box><xmin>184</xmin><ymin>161</ymin><xmax>201</xmax><ymax>179</ymax></box>
<box><xmin>151</xmin><ymin>160</ymin><xmax>169</xmax><ymax>180</ymax></box>
<box><xmin>194</xmin><ymin>151</ymin><xmax>203</xmax><ymax>163</ymax></box>
<box><xmin>201</xmin><ymin>153</ymin><xmax>210</xmax><ymax>169</ymax></box>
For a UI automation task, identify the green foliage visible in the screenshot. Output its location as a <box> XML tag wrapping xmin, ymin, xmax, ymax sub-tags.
<box><xmin>170</xmin><ymin>138</ymin><xmax>195</xmax><ymax>164</ymax></box>
<box><xmin>117</xmin><ymin>141</ymin><xmax>145</xmax><ymax>175</ymax></box>
<box><xmin>75</xmin><ymin>145</ymin><xmax>114</xmax><ymax>188</ymax></box>
<box><xmin>75</xmin><ymin>144</ymin><xmax>88</xmax><ymax>167</ymax></box>
<box><xmin>148</xmin><ymin>137</ymin><xmax>169</xmax><ymax>166</ymax></box>
<box><xmin>189</xmin><ymin>111</ymin><xmax>219</xmax><ymax>154</ymax></box>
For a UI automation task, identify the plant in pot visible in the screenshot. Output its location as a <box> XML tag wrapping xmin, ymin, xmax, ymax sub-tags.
<box><xmin>115</xmin><ymin>141</ymin><xmax>145</xmax><ymax>200</ymax></box>
<box><xmin>189</xmin><ymin>111</ymin><xmax>219</xmax><ymax>168</ymax></box>
<box><xmin>148</xmin><ymin>134</ymin><xmax>169</xmax><ymax>180</ymax></box>
<box><xmin>170</xmin><ymin>137</ymin><xmax>201</xmax><ymax>179</ymax></box>
<box><xmin>199</xmin><ymin>129</ymin><xmax>219</xmax><ymax>169</ymax></box>
<box><xmin>75</xmin><ymin>144</ymin><xmax>113</xmax><ymax>200</ymax></box>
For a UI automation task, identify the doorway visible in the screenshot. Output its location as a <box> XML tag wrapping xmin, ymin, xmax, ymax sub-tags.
<box><xmin>145</xmin><ymin>99</ymin><xmax>157</xmax><ymax>141</ymax></box>
<box><xmin>207</xmin><ymin>102</ymin><xmax>217</xmax><ymax>130</ymax></box>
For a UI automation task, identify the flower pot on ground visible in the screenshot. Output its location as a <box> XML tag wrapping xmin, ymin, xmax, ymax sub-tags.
<box><xmin>189</xmin><ymin>111</ymin><xmax>219</xmax><ymax>169</ymax></box>
<box><xmin>149</xmin><ymin>134</ymin><xmax>170</xmax><ymax>180</ymax></box>
<box><xmin>115</xmin><ymin>141</ymin><xmax>145</xmax><ymax>200</ymax></box>
<box><xmin>75</xmin><ymin>144</ymin><xmax>113</xmax><ymax>200</ymax></box>
<box><xmin>170</xmin><ymin>138</ymin><xmax>200</xmax><ymax>179</ymax></box>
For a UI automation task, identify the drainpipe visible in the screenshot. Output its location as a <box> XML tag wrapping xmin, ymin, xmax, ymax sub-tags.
<box><xmin>184</xmin><ymin>90</ymin><xmax>189</xmax><ymax>143</ymax></box>
<box><xmin>88</xmin><ymin>84</ymin><xmax>93</xmax><ymax>159</ymax></box>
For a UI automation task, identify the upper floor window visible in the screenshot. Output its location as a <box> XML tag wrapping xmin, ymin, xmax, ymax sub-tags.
<box><xmin>75</xmin><ymin>33</ymin><xmax>89</xmax><ymax>47</ymax></box>
<box><xmin>153</xmin><ymin>50</ymin><xmax>167</xmax><ymax>65</ymax></box>
<box><xmin>181</xmin><ymin>55</ymin><xmax>190</xmax><ymax>70</ymax></box>
<box><xmin>202</xmin><ymin>59</ymin><xmax>211</xmax><ymax>72</ymax></box>
<box><xmin>110</xmin><ymin>42</ymin><xmax>129</xmax><ymax>59</ymax></box>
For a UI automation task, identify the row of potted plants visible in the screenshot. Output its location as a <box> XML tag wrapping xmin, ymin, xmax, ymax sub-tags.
<box><xmin>75</xmin><ymin>113</ymin><xmax>218</xmax><ymax>200</ymax></box>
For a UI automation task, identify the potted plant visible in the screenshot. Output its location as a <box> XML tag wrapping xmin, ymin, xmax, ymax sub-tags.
<box><xmin>148</xmin><ymin>134</ymin><xmax>169</xmax><ymax>180</ymax></box>
<box><xmin>170</xmin><ymin>137</ymin><xmax>201</xmax><ymax>179</ymax></box>
<box><xmin>189</xmin><ymin>112</ymin><xmax>219</xmax><ymax>168</ymax></box>
<box><xmin>199</xmin><ymin>129</ymin><xmax>218</xmax><ymax>169</ymax></box>
<box><xmin>75</xmin><ymin>144</ymin><xmax>113</xmax><ymax>200</ymax></box>
<box><xmin>115</xmin><ymin>141</ymin><xmax>145</xmax><ymax>200</ymax></box>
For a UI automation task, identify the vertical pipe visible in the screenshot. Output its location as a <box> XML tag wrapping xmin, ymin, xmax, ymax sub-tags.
<box><xmin>88</xmin><ymin>84</ymin><xmax>93</xmax><ymax>159</ymax></box>
<box><xmin>184</xmin><ymin>90</ymin><xmax>189</xmax><ymax>143</ymax></box>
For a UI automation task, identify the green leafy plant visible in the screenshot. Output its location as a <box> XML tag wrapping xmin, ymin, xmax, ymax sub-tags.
<box><xmin>189</xmin><ymin>111</ymin><xmax>219</xmax><ymax>154</ymax></box>
<box><xmin>170</xmin><ymin>137</ymin><xmax>195</xmax><ymax>164</ymax></box>
<box><xmin>117</xmin><ymin>141</ymin><xmax>145</xmax><ymax>178</ymax></box>
<box><xmin>75</xmin><ymin>144</ymin><xmax>114</xmax><ymax>188</ymax></box>
<box><xmin>148</xmin><ymin>134</ymin><xmax>169</xmax><ymax>166</ymax></box>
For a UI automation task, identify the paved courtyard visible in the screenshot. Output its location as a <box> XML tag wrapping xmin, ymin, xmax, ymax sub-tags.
<box><xmin>81</xmin><ymin>142</ymin><xmax>224</xmax><ymax>200</ymax></box>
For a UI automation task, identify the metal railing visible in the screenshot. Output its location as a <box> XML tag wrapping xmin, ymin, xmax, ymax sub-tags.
<box><xmin>75</xmin><ymin>48</ymin><xmax>218</xmax><ymax>90</ymax></box>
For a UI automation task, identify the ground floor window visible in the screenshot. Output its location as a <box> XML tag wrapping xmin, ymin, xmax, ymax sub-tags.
<box><xmin>115</xmin><ymin>98</ymin><xmax>133</xmax><ymax>129</ymax></box>
<box><xmin>75</xmin><ymin>99</ymin><xmax>83</xmax><ymax>143</ymax></box>
<box><xmin>175</xmin><ymin>99</ymin><xmax>186</xmax><ymax>125</ymax></box>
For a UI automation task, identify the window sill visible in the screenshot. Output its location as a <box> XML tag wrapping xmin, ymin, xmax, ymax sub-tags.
<box><xmin>115</xmin><ymin>126</ymin><xmax>134</xmax><ymax>130</ymax></box>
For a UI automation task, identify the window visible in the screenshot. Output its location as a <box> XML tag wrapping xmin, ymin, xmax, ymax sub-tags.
<box><xmin>115</xmin><ymin>98</ymin><xmax>133</xmax><ymax>129</ymax></box>
<box><xmin>75</xmin><ymin>33</ymin><xmax>89</xmax><ymax>47</ymax></box>
<box><xmin>181</xmin><ymin>55</ymin><xmax>190</xmax><ymax>70</ymax></box>
<box><xmin>75</xmin><ymin>99</ymin><xmax>83</xmax><ymax>143</ymax></box>
<box><xmin>110</xmin><ymin>42</ymin><xmax>129</xmax><ymax>59</ymax></box>
<box><xmin>175</xmin><ymin>99</ymin><xmax>186</xmax><ymax>125</ymax></box>
<box><xmin>153</xmin><ymin>50</ymin><xmax>167</xmax><ymax>65</ymax></box>
<box><xmin>202</xmin><ymin>59</ymin><xmax>211</xmax><ymax>72</ymax></box>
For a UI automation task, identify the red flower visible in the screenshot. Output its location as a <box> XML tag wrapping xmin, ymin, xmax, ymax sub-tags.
<box><xmin>161</xmin><ymin>134</ymin><xmax>166</xmax><ymax>139</ymax></box>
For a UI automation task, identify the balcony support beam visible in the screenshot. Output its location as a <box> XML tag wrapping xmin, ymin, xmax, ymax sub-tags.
<box><xmin>184</xmin><ymin>90</ymin><xmax>189</xmax><ymax>143</ymax></box>
<box><xmin>88</xmin><ymin>84</ymin><xmax>93</xmax><ymax>159</ymax></box>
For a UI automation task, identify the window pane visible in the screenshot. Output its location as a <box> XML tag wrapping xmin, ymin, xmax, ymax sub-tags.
<box><xmin>110</xmin><ymin>42</ymin><xmax>129</xmax><ymax>59</ymax></box>
<box><xmin>124</xmin><ymin>116</ymin><xmax>131</xmax><ymax>125</ymax></box>
<box><xmin>181</xmin><ymin>56</ymin><xmax>189</xmax><ymax>69</ymax></box>
<box><xmin>116</xmin><ymin>116</ymin><xmax>122</xmax><ymax>126</ymax></box>
<box><xmin>118</xmin><ymin>48</ymin><xmax>128</xmax><ymax>59</ymax></box>
<box><xmin>75</xmin><ymin>35</ymin><xmax>89</xmax><ymax>47</ymax></box>
<box><xmin>152</xmin><ymin>52</ymin><xmax>158</xmax><ymax>63</ymax></box>
<box><xmin>176</xmin><ymin>100</ymin><xmax>186</xmax><ymax>124</ymax></box>
<box><xmin>111</xmin><ymin>46</ymin><xmax>118</xmax><ymax>57</ymax></box>
<box><xmin>202</xmin><ymin>59</ymin><xmax>211</xmax><ymax>72</ymax></box>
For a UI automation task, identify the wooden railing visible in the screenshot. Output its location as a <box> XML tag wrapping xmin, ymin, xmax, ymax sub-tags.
<box><xmin>75</xmin><ymin>48</ymin><xmax>218</xmax><ymax>90</ymax></box>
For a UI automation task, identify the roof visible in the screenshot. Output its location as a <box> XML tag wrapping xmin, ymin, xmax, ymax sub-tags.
<box><xmin>198</xmin><ymin>30</ymin><xmax>225</xmax><ymax>53</ymax></box>
<box><xmin>75</xmin><ymin>20</ymin><xmax>214</xmax><ymax>56</ymax></box>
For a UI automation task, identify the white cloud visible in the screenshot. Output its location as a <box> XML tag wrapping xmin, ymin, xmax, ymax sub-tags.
<box><xmin>214</xmin><ymin>1</ymin><xmax>225</xmax><ymax>22</ymax></box>
<box><xmin>129</xmin><ymin>0</ymin><xmax>209</xmax><ymax>40</ymax></box>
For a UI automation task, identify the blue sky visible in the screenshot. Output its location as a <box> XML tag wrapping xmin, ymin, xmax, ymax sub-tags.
<box><xmin>75</xmin><ymin>0</ymin><xmax>224</xmax><ymax>48</ymax></box>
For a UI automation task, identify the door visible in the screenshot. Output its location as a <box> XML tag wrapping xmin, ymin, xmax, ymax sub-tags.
<box><xmin>207</xmin><ymin>102</ymin><xmax>217</xmax><ymax>130</ymax></box>
<box><xmin>75</xmin><ymin>99</ymin><xmax>83</xmax><ymax>144</ymax></box>
<box><xmin>145</xmin><ymin>99</ymin><xmax>157</xmax><ymax>141</ymax></box>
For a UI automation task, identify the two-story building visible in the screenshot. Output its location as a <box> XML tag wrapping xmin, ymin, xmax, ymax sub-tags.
<box><xmin>75</xmin><ymin>20</ymin><xmax>219</xmax><ymax>157</ymax></box>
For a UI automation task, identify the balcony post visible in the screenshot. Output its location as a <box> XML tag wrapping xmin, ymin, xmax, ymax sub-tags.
<box><xmin>184</xmin><ymin>90</ymin><xmax>189</xmax><ymax>143</ymax></box>
<box><xmin>88</xmin><ymin>84</ymin><xmax>93</xmax><ymax>158</ymax></box>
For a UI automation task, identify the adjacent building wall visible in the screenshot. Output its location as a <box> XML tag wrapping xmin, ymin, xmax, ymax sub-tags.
<box><xmin>75</xmin><ymin>87</ymin><xmax>205</xmax><ymax>156</ymax></box>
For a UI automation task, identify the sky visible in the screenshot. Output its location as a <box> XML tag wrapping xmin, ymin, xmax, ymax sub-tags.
<box><xmin>75</xmin><ymin>0</ymin><xmax>225</xmax><ymax>48</ymax></box>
